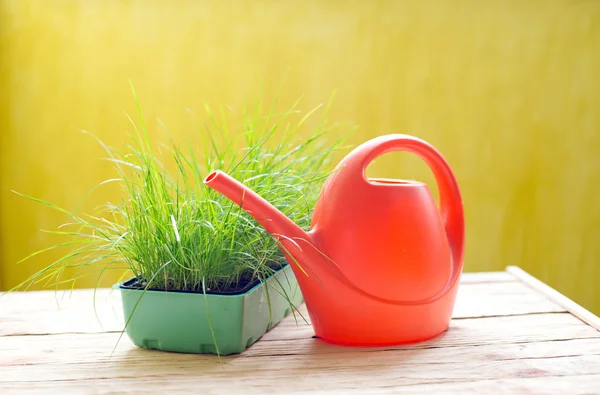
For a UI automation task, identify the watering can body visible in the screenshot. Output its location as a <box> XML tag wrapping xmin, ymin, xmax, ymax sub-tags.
<box><xmin>204</xmin><ymin>134</ymin><xmax>464</xmax><ymax>345</ymax></box>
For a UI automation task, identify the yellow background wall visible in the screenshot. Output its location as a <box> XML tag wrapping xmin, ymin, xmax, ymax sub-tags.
<box><xmin>1</xmin><ymin>0</ymin><xmax>599</xmax><ymax>313</ymax></box>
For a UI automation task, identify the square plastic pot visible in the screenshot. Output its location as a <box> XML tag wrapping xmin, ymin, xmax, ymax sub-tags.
<box><xmin>113</xmin><ymin>264</ymin><xmax>303</xmax><ymax>355</ymax></box>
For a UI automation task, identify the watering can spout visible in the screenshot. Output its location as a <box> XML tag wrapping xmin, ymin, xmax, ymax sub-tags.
<box><xmin>203</xmin><ymin>170</ymin><xmax>314</xmax><ymax>270</ymax></box>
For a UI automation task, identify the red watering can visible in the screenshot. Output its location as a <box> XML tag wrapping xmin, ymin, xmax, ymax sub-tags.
<box><xmin>204</xmin><ymin>134</ymin><xmax>464</xmax><ymax>345</ymax></box>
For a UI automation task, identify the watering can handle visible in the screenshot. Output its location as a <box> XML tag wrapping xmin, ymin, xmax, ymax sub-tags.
<box><xmin>356</xmin><ymin>134</ymin><xmax>465</xmax><ymax>286</ymax></box>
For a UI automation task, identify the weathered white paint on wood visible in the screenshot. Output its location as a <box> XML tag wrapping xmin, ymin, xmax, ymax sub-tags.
<box><xmin>0</xmin><ymin>268</ymin><xmax>599</xmax><ymax>394</ymax></box>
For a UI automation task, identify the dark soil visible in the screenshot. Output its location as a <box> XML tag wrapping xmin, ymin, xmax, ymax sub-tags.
<box><xmin>120</xmin><ymin>261</ymin><xmax>287</xmax><ymax>296</ymax></box>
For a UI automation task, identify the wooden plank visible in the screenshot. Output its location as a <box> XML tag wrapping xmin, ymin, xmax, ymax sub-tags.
<box><xmin>1</xmin><ymin>340</ymin><xmax>599</xmax><ymax>391</ymax></box>
<box><xmin>3</xmin><ymin>374</ymin><xmax>599</xmax><ymax>395</ymax></box>
<box><xmin>248</xmin><ymin>312</ymin><xmax>600</xmax><ymax>352</ymax></box>
<box><xmin>459</xmin><ymin>271</ymin><xmax>516</xmax><ymax>284</ymax></box>
<box><xmin>352</xmin><ymin>375</ymin><xmax>600</xmax><ymax>395</ymax></box>
<box><xmin>507</xmin><ymin>266</ymin><xmax>600</xmax><ymax>330</ymax></box>
<box><xmin>1</xmin><ymin>312</ymin><xmax>598</xmax><ymax>364</ymax></box>
<box><xmin>264</xmin><ymin>309</ymin><xmax>596</xmax><ymax>343</ymax></box>
<box><xmin>256</xmin><ymin>281</ymin><xmax>566</xmax><ymax>328</ymax></box>
<box><xmin>430</xmin><ymin>280</ymin><xmax>564</xmax><ymax>319</ymax></box>
<box><xmin>0</xmin><ymin>280</ymin><xmax>565</xmax><ymax>337</ymax></box>
<box><xmin>0</xmin><ymin>288</ymin><xmax>124</xmax><ymax>336</ymax></box>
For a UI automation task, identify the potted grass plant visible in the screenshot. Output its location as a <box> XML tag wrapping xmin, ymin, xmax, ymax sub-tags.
<box><xmin>10</xmin><ymin>91</ymin><xmax>348</xmax><ymax>355</ymax></box>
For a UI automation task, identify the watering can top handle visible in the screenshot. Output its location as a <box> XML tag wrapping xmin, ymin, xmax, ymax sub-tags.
<box><xmin>350</xmin><ymin>134</ymin><xmax>465</xmax><ymax>280</ymax></box>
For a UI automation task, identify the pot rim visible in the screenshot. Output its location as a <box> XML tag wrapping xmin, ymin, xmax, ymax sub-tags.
<box><xmin>112</xmin><ymin>263</ymin><xmax>292</xmax><ymax>297</ymax></box>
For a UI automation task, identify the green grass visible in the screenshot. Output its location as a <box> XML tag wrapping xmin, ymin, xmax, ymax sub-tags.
<box><xmin>10</xmin><ymin>90</ymin><xmax>350</xmax><ymax>295</ymax></box>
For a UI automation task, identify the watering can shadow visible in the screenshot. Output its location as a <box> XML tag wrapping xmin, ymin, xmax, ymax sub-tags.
<box><xmin>204</xmin><ymin>134</ymin><xmax>465</xmax><ymax>346</ymax></box>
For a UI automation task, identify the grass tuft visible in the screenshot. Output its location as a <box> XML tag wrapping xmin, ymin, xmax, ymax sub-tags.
<box><xmin>10</xmin><ymin>94</ymin><xmax>351</xmax><ymax>295</ymax></box>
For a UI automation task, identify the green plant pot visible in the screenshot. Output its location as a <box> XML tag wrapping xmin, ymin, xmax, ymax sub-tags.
<box><xmin>113</xmin><ymin>264</ymin><xmax>303</xmax><ymax>355</ymax></box>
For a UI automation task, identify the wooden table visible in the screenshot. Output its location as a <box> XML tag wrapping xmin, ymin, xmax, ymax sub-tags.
<box><xmin>1</xmin><ymin>266</ymin><xmax>599</xmax><ymax>394</ymax></box>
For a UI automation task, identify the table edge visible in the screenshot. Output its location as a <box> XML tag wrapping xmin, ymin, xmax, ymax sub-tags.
<box><xmin>506</xmin><ymin>265</ymin><xmax>600</xmax><ymax>331</ymax></box>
